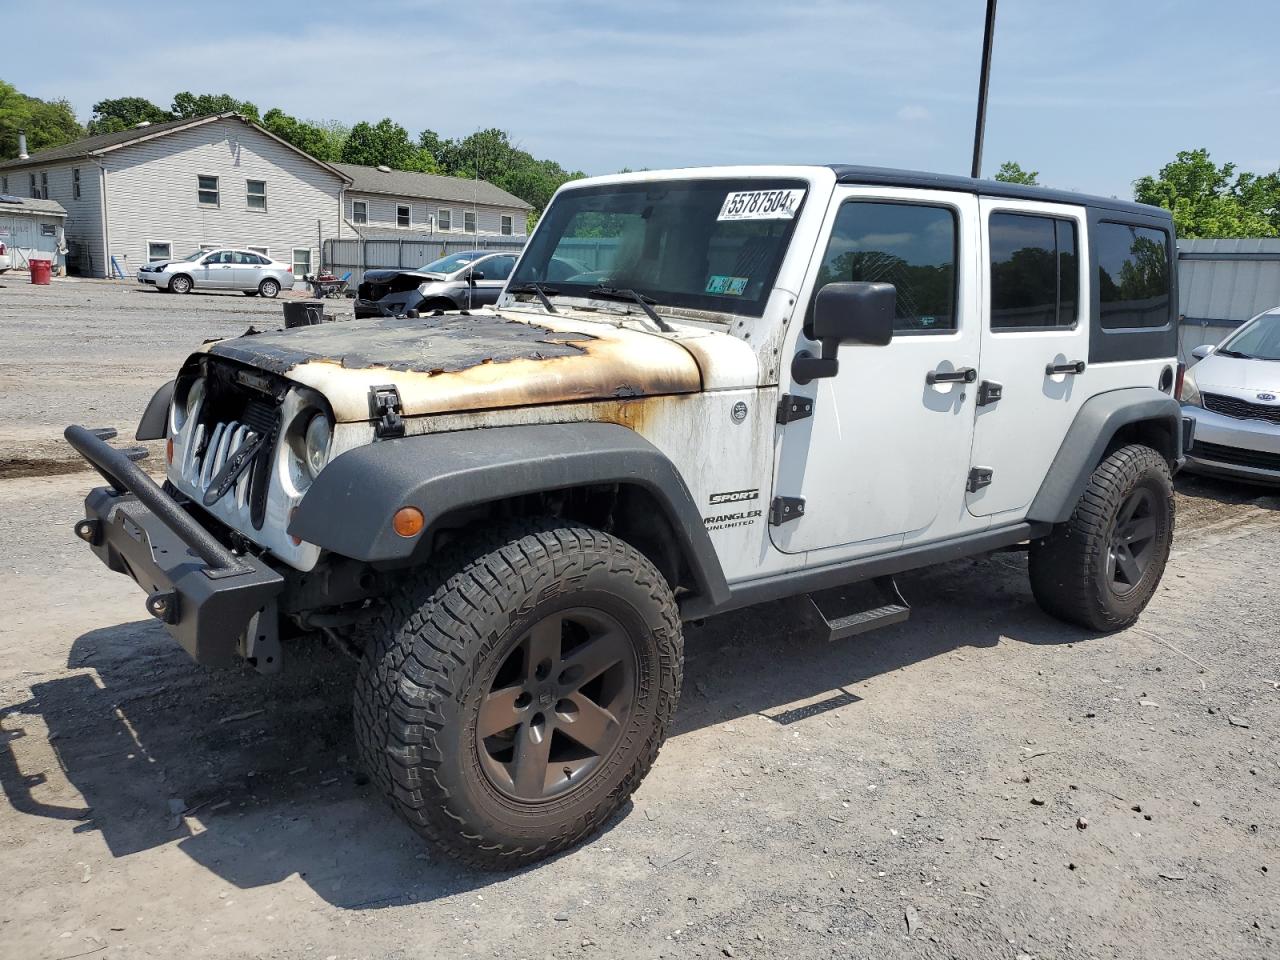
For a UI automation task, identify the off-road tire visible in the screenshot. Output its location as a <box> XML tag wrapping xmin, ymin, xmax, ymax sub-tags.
<box><xmin>169</xmin><ymin>274</ymin><xmax>192</xmax><ymax>294</ymax></box>
<box><xmin>353</xmin><ymin>518</ymin><xmax>683</xmax><ymax>868</ymax></box>
<box><xmin>258</xmin><ymin>278</ymin><xmax>280</xmax><ymax>298</ymax></box>
<box><xmin>1029</xmin><ymin>443</ymin><xmax>1174</xmax><ymax>631</ymax></box>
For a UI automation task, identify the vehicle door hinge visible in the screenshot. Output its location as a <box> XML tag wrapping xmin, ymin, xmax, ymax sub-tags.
<box><xmin>769</xmin><ymin>496</ymin><xmax>806</xmax><ymax>526</ymax></box>
<box><xmin>370</xmin><ymin>384</ymin><xmax>405</xmax><ymax>439</ymax></box>
<box><xmin>977</xmin><ymin>380</ymin><xmax>1003</xmax><ymax>406</ymax></box>
<box><xmin>776</xmin><ymin>394</ymin><xmax>814</xmax><ymax>424</ymax></box>
<box><xmin>966</xmin><ymin>467</ymin><xmax>994</xmax><ymax>493</ymax></box>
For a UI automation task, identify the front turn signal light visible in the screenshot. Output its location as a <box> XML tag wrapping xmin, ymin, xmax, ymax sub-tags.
<box><xmin>392</xmin><ymin>506</ymin><xmax>425</xmax><ymax>538</ymax></box>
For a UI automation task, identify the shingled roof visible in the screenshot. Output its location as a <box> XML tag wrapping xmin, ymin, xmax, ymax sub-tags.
<box><xmin>332</xmin><ymin>163</ymin><xmax>532</xmax><ymax>210</ymax></box>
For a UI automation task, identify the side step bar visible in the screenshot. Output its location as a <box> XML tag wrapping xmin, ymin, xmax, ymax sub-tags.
<box><xmin>807</xmin><ymin>575</ymin><xmax>910</xmax><ymax>641</ymax></box>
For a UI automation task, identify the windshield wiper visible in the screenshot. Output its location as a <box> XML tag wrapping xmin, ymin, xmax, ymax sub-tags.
<box><xmin>586</xmin><ymin>285</ymin><xmax>674</xmax><ymax>333</ymax></box>
<box><xmin>1216</xmin><ymin>348</ymin><xmax>1255</xmax><ymax>359</ymax></box>
<box><xmin>508</xmin><ymin>282</ymin><xmax>559</xmax><ymax>314</ymax></box>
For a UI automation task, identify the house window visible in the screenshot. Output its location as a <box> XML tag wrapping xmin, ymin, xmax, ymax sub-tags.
<box><xmin>464</xmin><ymin>210</ymin><xmax>476</xmax><ymax>233</ymax></box>
<box><xmin>147</xmin><ymin>241</ymin><xmax>172</xmax><ymax>261</ymax></box>
<box><xmin>989</xmin><ymin>212</ymin><xmax>1079</xmax><ymax>330</ymax></box>
<box><xmin>41</xmin><ymin>223</ymin><xmax>56</xmax><ymax>237</ymax></box>
<box><xmin>812</xmin><ymin>200</ymin><xmax>958</xmax><ymax>333</ymax></box>
<box><xmin>1</xmin><ymin>176</ymin><xmax>7</xmax><ymax>193</ymax></box>
<box><xmin>293</xmin><ymin>248</ymin><xmax>312</xmax><ymax>278</ymax></box>
<box><xmin>198</xmin><ymin>175</ymin><xmax>219</xmax><ymax>206</ymax></box>
<box><xmin>500</xmin><ymin>214</ymin><xmax>514</xmax><ymax>236</ymax></box>
<box><xmin>199</xmin><ymin>243</ymin><xmax>218</xmax><ymax>252</ymax></box>
<box><xmin>247</xmin><ymin>245</ymin><xmax>269</xmax><ymax>257</ymax></box>
<box><xmin>437</xmin><ymin>208</ymin><xmax>452</xmax><ymax>232</ymax></box>
<box><xmin>246</xmin><ymin>180</ymin><xmax>266</xmax><ymax>211</ymax></box>
<box><xmin>352</xmin><ymin>200</ymin><xmax>367</xmax><ymax>224</ymax></box>
<box><xmin>30</xmin><ymin>174</ymin><xmax>37</xmax><ymax>197</ymax></box>
<box><xmin>40</xmin><ymin>172</ymin><xmax>48</xmax><ymax>198</ymax></box>
<box><xmin>73</xmin><ymin>168</ymin><xmax>81</xmax><ymax>200</ymax></box>
<box><xmin>396</xmin><ymin>204</ymin><xmax>411</xmax><ymax>228</ymax></box>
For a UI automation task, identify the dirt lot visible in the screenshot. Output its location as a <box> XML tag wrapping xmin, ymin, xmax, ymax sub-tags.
<box><xmin>1</xmin><ymin>281</ymin><xmax>1277</xmax><ymax>960</ymax></box>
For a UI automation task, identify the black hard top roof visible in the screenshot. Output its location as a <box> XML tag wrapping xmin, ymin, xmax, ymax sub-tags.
<box><xmin>828</xmin><ymin>164</ymin><xmax>1165</xmax><ymax>219</ymax></box>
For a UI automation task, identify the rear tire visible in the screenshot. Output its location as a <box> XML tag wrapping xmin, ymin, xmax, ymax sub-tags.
<box><xmin>258</xmin><ymin>278</ymin><xmax>280</xmax><ymax>298</ymax></box>
<box><xmin>353</xmin><ymin>518</ymin><xmax>682</xmax><ymax>868</ymax></box>
<box><xmin>243</xmin><ymin>290</ymin><xmax>259</xmax><ymax>297</ymax></box>
<box><xmin>1029</xmin><ymin>443</ymin><xmax>1174</xmax><ymax>631</ymax></box>
<box><xmin>168</xmin><ymin>274</ymin><xmax>192</xmax><ymax>294</ymax></box>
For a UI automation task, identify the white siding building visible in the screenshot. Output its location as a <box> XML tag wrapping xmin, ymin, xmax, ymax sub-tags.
<box><xmin>0</xmin><ymin>113</ymin><xmax>531</xmax><ymax>280</ymax></box>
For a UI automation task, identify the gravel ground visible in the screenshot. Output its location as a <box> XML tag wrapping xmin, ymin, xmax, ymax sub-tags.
<box><xmin>0</xmin><ymin>282</ymin><xmax>1277</xmax><ymax>960</ymax></box>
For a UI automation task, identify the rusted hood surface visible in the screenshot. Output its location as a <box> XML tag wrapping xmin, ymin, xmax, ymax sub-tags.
<box><xmin>203</xmin><ymin>311</ymin><xmax>703</xmax><ymax>422</ymax></box>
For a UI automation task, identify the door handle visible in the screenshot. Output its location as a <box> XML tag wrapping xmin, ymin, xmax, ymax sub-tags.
<box><xmin>1046</xmin><ymin>360</ymin><xmax>1086</xmax><ymax>376</ymax></box>
<box><xmin>926</xmin><ymin>367</ymin><xmax>977</xmax><ymax>385</ymax></box>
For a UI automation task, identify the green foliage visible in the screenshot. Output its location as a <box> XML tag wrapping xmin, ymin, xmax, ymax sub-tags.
<box><xmin>262</xmin><ymin>108</ymin><xmax>347</xmax><ymax>162</ymax></box>
<box><xmin>420</xmin><ymin>127</ymin><xmax>585</xmax><ymax>218</ymax></box>
<box><xmin>86</xmin><ymin>96</ymin><xmax>173</xmax><ymax>135</ymax></box>
<box><xmin>0</xmin><ymin>79</ymin><xmax>83</xmax><ymax>158</ymax></box>
<box><xmin>993</xmin><ymin>161</ymin><xmax>1039</xmax><ymax>185</ymax></box>
<box><xmin>1134</xmin><ymin>149</ymin><xmax>1280</xmax><ymax>238</ymax></box>
<box><xmin>341</xmin><ymin>118</ymin><xmax>437</xmax><ymax>172</ymax></box>
<box><xmin>170</xmin><ymin>91</ymin><xmax>260</xmax><ymax>123</ymax></box>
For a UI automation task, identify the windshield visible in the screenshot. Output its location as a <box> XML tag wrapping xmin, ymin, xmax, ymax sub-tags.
<box><xmin>510</xmin><ymin>178</ymin><xmax>808</xmax><ymax>318</ymax></box>
<box><xmin>1219</xmin><ymin>312</ymin><xmax>1280</xmax><ymax>360</ymax></box>
<box><xmin>417</xmin><ymin>251</ymin><xmax>485</xmax><ymax>274</ymax></box>
<box><xmin>179</xmin><ymin>250</ymin><xmax>205</xmax><ymax>262</ymax></box>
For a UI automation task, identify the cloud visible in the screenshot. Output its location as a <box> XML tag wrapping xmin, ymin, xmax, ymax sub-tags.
<box><xmin>897</xmin><ymin>105</ymin><xmax>932</xmax><ymax>122</ymax></box>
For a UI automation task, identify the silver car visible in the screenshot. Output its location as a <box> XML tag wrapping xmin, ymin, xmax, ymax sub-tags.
<box><xmin>1180</xmin><ymin>306</ymin><xmax>1280</xmax><ymax>482</ymax></box>
<box><xmin>136</xmin><ymin>248</ymin><xmax>295</xmax><ymax>297</ymax></box>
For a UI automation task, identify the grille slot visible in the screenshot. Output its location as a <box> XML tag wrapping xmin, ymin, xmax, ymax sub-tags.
<box><xmin>1191</xmin><ymin>441</ymin><xmax>1280</xmax><ymax>472</ymax></box>
<box><xmin>183</xmin><ymin>397</ymin><xmax>279</xmax><ymax>518</ymax></box>
<box><xmin>1203</xmin><ymin>392</ymin><xmax>1280</xmax><ymax>425</ymax></box>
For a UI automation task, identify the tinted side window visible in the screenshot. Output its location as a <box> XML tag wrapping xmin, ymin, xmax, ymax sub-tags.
<box><xmin>1096</xmin><ymin>222</ymin><xmax>1171</xmax><ymax>329</ymax></box>
<box><xmin>989</xmin><ymin>213</ymin><xmax>1078</xmax><ymax>329</ymax></box>
<box><xmin>814</xmin><ymin>201</ymin><xmax>957</xmax><ymax>333</ymax></box>
<box><xmin>483</xmin><ymin>255</ymin><xmax>516</xmax><ymax>281</ymax></box>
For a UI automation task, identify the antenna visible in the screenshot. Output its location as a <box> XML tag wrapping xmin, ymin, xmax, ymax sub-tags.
<box><xmin>468</xmin><ymin>133</ymin><xmax>480</xmax><ymax>310</ymax></box>
<box><xmin>970</xmin><ymin>0</ymin><xmax>998</xmax><ymax>179</ymax></box>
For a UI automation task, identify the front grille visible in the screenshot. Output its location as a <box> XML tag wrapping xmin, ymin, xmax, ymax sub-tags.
<box><xmin>180</xmin><ymin>396</ymin><xmax>279</xmax><ymax>526</ymax></box>
<box><xmin>1203</xmin><ymin>392</ymin><xmax>1280</xmax><ymax>425</ymax></box>
<box><xmin>1191</xmin><ymin>441</ymin><xmax>1280</xmax><ymax>472</ymax></box>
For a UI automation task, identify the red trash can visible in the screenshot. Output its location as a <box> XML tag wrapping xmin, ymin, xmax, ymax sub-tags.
<box><xmin>30</xmin><ymin>259</ymin><xmax>52</xmax><ymax>285</ymax></box>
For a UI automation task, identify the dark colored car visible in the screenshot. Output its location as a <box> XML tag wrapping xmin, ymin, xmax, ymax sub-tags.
<box><xmin>353</xmin><ymin>251</ymin><xmax>518</xmax><ymax>318</ymax></box>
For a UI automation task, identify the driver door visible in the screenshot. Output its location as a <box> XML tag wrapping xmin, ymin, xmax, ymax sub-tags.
<box><xmin>472</xmin><ymin>254</ymin><xmax>517</xmax><ymax>306</ymax></box>
<box><xmin>199</xmin><ymin>251</ymin><xmax>235</xmax><ymax>288</ymax></box>
<box><xmin>770</xmin><ymin>187</ymin><xmax>985</xmax><ymax>558</ymax></box>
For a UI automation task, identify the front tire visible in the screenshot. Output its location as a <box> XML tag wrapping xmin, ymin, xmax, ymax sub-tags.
<box><xmin>243</xmin><ymin>290</ymin><xmax>259</xmax><ymax>297</ymax></box>
<box><xmin>258</xmin><ymin>278</ymin><xmax>281</xmax><ymax>298</ymax></box>
<box><xmin>168</xmin><ymin>274</ymin><xmax>192</xmax><ymax>294</ymax></box>
<box><xmin>1029</xmin><ymin>443</ymin><xmax>1174</xmax><ymax>631</ymax></box>
<box><xmin>354</xmin><ymin>519</ymin><xmax>682</xmax><ymax>868</ymax></box>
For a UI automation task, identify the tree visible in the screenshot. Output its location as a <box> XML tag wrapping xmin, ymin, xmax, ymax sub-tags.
<box><xmin>993</xmin><ymin>161</ymin><xmax>1039</xmax><ymax>185</ymax></box>
<box><xmin>86</xmin><ymin>96</ymin><xmax>173</xmax><ymax>135</ymax></box>
<box><xmin>262</xmin><ymin>108</ymin><xmax>347</xmax><ymax>162</ymax></box>
<box><xmin>170</xmin><ymin>91</ymin><xmax>260</xmax><ymax>122</ymax></box>
<box><xmin>421</xmin><ymin>127</ymin><xmax>585</xmax><ymax>219</ymax></box>
<box><xmin>0</xmin><ymin>80</ymin><xmax>82</xmax><ymax>158</ymax></box>
<box><xmin>1133</xmin><ymin>149</ymin><xmax>1280</xmax><ymax>238</ymax></box>
<box><xmin>341</xmin><ymin>118</ymin><xmax>436</xmax><ymax>172</ymax></box>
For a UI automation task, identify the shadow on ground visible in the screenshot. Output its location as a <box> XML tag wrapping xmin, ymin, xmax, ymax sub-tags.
<box><xmin>1</xmin><ymin>548</ymin><xmax>1095</xmax><ymax>909</ymax></box>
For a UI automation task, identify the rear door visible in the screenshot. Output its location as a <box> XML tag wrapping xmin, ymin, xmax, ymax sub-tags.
<box><xmin>967</xmin><ymin>199</ymin><xmax>1090</xmax><ymax>518</ymax></box>
<box><xmin>231</xmin><ymin>251</ymin><xmax>264</xmax><ymax>289</ymax></box>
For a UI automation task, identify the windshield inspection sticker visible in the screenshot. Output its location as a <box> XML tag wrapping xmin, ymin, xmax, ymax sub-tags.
<box><xmin>706</xmin><ymin>275</ymin><xmax>749</xmax><ymax>296</ymax></box>
<box><xmin>718</xmin><ymin>188</ymin><xmax>805</xmax><ymax>221</ymax></box>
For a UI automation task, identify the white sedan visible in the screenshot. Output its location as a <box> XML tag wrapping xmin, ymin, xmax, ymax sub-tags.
<box><xmin>136</xmin><ymin>248</ymin><xmax>295</xmax><ymax>297</ymax></box>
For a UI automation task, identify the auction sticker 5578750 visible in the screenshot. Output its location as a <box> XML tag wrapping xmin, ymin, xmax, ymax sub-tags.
<box><xmin>717</xmin><ymin>189</ymin><xmax>805</xmax><ymax>221</ymax></box>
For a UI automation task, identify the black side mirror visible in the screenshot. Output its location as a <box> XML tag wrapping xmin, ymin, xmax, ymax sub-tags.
<box><xmin>793</xmin><ymin>281</ymin><xmax>896</xmax><ymax>384</ymax></box>
<box><xmin>468</xmin><ymin>271</ymin><xmax>484</xmax><ymax>283</ymax></box>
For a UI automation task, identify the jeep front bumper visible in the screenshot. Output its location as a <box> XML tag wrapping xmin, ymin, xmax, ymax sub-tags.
<box><xmin>65</xmin><ymin>425</ymin><xmax>285</xmax><ymax>669</ymax></box>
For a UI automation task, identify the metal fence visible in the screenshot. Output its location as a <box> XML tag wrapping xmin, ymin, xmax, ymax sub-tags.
<box><xmin>322</xmin><ymin>236</ymin><xmax>528</xmax><ymax>287</ymax></box>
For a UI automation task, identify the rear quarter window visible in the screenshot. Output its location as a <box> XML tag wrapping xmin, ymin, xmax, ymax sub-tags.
<box><xmin>1096</xmin><ymin>221</ymin><xmax>1172</xmax><ymax>330</ymax></box>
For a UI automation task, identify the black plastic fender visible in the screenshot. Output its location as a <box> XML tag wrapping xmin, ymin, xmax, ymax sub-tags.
<box><xmin>290</xmin><ymin>421</ymin><xmax>731</xmax><ymax>609</ymax></box>
<box><xmin>136</xmin><ymin>379</ymin><xmax>175</xmax><ymax>441</ymax></box>
<box><xmin>1027</xmin><ymin>387</ymin><xmax>1182</xmax><ymax>525</ymax></box>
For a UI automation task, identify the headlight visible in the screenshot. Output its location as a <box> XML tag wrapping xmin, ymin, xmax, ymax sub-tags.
<box><xmin>1179</xmin><ymin>367</ymin><xmax>1203</xmax><ymax>407</ymax></box>
<box><xmin>304</xmin><ymin>413</ymin><xmax>332</xmax><ymax>477</ymax></box>
<box><xmin>172</xmin><ymin>376</ymin><xmax>204</xmax><ymax>433</ymax></box>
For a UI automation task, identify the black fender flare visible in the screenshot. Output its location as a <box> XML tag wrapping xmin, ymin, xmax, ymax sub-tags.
<box><xmin>1027</xmin><ymin>387</ymin><xmax>1183</xmax><ymax>525</ymax></box>
<box><xmin>136</xmin><ymin>379</ymin><xmax>175</xmax><ymax>441</ymax></box>
<box><xmin>290</xmin><ymin>421</ymin><xmax>731</xmax><ymax>609</ymax></box>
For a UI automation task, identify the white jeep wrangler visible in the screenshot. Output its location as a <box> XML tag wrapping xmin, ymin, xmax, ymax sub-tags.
<box><xmin>68</xmin><ymin>164</ymin><xmax>1185</xmax><ymax>867</ymax></box>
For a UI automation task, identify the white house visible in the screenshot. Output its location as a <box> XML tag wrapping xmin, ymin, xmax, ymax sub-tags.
<box><xmin>0</xmin><ymin>113</ymin><xmax>531</xmax><ymax>280</ymax></box>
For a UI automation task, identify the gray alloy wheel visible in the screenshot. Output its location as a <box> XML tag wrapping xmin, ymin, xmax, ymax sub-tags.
<box><xmin>258</xmin><ymin>278</ymin><xmax>281</xmax><ymax>298</ymax></box>
<box><xmin>169</xmin><ymin>274</ymin><xmax>192</xmax><ymax>294</ymax></box>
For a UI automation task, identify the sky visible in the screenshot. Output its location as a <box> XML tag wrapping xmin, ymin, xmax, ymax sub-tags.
<box><xmin>11</xmin><ymin>0</ymin><xmax>1280</xmax><ymax>198</ymax></box>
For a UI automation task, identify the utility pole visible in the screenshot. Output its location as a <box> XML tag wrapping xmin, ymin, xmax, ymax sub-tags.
<box><xmin>970</xmin><ymin>0</ymin><xmax>998</xmax><ymax>179</ymax></box>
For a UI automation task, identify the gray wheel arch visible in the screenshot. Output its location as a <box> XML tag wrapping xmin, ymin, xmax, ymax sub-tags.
<box><xmin>290</xmin><ymin>421</ymin><xmax>731</xmax><ymax>610</ymax></box>
<box><xmin>1028</xmin><ymin>386</ymin><xmax>1183</xmax><ymax>525</ymax></box>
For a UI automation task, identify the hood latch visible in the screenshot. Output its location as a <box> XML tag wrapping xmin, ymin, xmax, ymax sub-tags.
<box><xmin>370</xmin><ymin>384</ymin><xmax>406</xmax><ymax>439</ymax></box>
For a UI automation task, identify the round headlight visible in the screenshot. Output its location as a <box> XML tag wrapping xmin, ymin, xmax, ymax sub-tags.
<box><xmin>303</xmin><ymin>414</ymin><xmax>332</xmax><ymax>478</ymax></box>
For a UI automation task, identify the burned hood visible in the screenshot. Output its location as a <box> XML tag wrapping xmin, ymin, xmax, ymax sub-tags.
<box><xmin>203</xmin><ymin>311</ymin><xmax>704</xmax><ymax>422</ymax></box>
